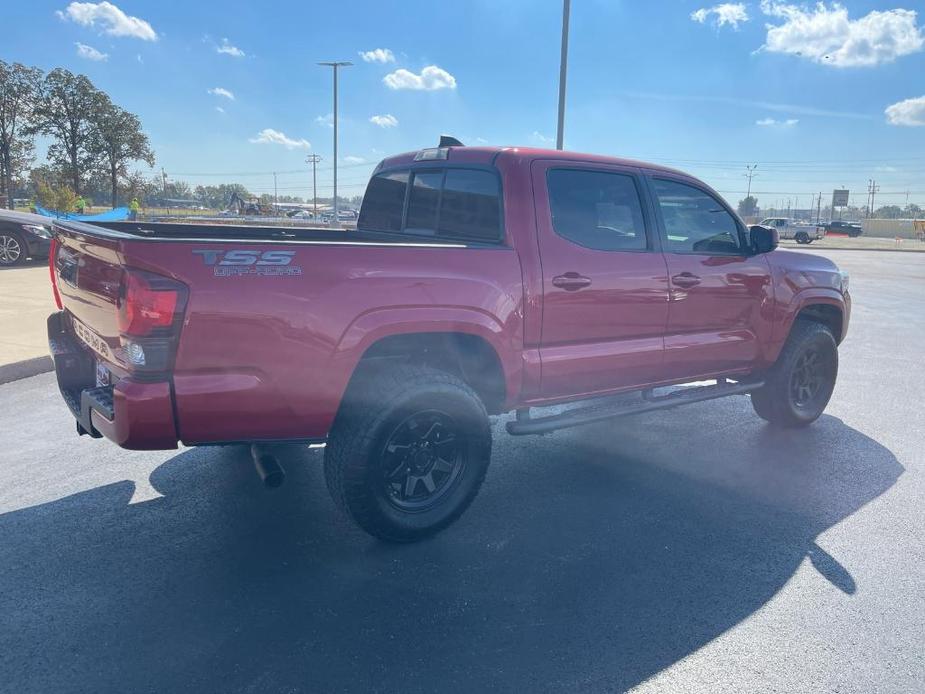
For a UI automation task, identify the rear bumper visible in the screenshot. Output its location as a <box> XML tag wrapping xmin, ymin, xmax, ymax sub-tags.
<box><xmin>48</xmin><ymin>311</ymin><xmax>179</xmax><ymax>450</ymax></box>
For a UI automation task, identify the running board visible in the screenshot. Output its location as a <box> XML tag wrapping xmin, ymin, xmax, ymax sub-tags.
<box><xmin>506</xmin><ymin>379</ymin><xmax>764</xmax><ymax>436</ymax></box>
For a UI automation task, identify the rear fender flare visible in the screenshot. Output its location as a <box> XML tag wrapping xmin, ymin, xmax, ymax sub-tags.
<box><xmin>331</xmin><ymin>306</ymin><xmax>521</xmax><ymax>406</ymax></box>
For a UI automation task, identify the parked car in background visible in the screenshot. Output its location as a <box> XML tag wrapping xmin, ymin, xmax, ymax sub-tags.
<box><xmin>824</xmin><ymin>221</ymin><xmax>863</xmax><ymax>237</ymax></box>
<box><xmin>0</xmin><ymin>209</ymin><xmax>53</xmax><ymax>266</ymax></box>
<box><xmin>758</xmin><ymin>217</ymin><xmax>826</xmax><ymax>244</ymax></box>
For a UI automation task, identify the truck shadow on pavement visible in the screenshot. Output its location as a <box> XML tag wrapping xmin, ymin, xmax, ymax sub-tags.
<box><xmin>0</xmin><ymin>407</ymin><xmax>902</xmax><ymax>693</ymax></box>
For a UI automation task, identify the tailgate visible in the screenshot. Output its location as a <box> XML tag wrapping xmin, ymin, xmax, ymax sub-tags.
<box><xmin>51</xmin><ymin>220</ymin><xmax>189</xmax><ymax>380</ymax></box>
<box><xmin>52</xmin><ymin>222</ymin><xmax>126</xmax><ymax>372</ymax></box>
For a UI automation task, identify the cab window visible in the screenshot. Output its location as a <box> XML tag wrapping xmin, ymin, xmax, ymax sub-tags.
<box><xmin>546</xmin><ymin>169</ymin><xmax>648</xmax><ymax>251</ymax></box>
<box><xmin>652</xmin><ymin>179</ymin><xmax>742</xmax><ymax>254</ymax></box>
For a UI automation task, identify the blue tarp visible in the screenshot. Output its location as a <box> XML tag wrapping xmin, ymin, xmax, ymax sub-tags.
<box><xmin>34</xmin><ymin>205</ymin><xmax>131</xmax><ymax>222</ymax></box>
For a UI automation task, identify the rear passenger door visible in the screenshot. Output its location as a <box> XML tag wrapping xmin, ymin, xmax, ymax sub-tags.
<box><xmin>532</xmin><ymin>161</ymin><xmax>670</xmax><ymax>399</ymax></box>
<box><xmin>647</xmin><ymin>175</ymin><xmax>774</xmax><ymax>381</ymax></box>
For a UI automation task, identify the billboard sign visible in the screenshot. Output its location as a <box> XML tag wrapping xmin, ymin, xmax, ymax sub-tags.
<box><xmin>832</xmin><ymin>189</ymin><xmax>850</xmax><ymax>207</ymax></box>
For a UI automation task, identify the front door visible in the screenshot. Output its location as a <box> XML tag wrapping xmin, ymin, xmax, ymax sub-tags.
<box><xmin>648</xmin><ymin>175</ymin><xmax>774</xmax><ymax>381</ymax></box>
<box><xmin>533</xmin><ymin>161</ymin><xmax>670</xmax><ymax>399</ymax></box>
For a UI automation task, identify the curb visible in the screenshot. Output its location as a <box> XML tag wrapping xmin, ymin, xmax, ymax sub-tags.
<box><xmin>0</xmin><ymin>356</ymin><xmax>54</xmax><ymax>386</ymax></box>
<box><xmin>781</xmin><ymin>244</ymin><xmax>925</xmax><ymax>254</ymax></box>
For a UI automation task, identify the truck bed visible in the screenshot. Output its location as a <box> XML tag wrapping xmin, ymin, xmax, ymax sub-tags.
<box><xmin>65</xmin><ymin>219</ymin><xmax>480</xmax><ymax>247</ymax></box>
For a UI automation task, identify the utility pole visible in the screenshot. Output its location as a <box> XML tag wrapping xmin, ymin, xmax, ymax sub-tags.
<box><xmin>816</xmin><ymin>191</ymin><xmax>822</xmax><ymax>224</ymax></box>
<box><xmin>556</xmin><ymin>0</ymin><xmax>571</xmax><ymax>150</ymax></box>
<box><xmin>306</xmin><ymin>154</ymin><xmax>322</xmax><ymax>219</ymax></box>
<box><xmin>867</xmin><ymin>179</ymin><xmax>879</xmax><ymax>218</ymax></box>
<box><xmin>273</xmin><ymin>172</ymin><xmax>278</xmax><ymax>215</ymax></box>
<box><xmin>744</xmin><ymin>164</ymin><xmax>758</xmax><ymax>199</ymax></box>
<box><xmin>161</xmin><ymin>168</ymin><xmax>168</xmax><ymax>215</ymax></box>
<box><xmin>318</xmin><ymin>61</ymin><xmax>353</xmax><ymax>225</ymax></box>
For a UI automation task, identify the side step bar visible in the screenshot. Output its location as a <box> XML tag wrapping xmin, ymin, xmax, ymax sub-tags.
<box><xmin>506</xmin><ymin>379</ymin><xmax>764</xmax><ymax>436</ymax></box>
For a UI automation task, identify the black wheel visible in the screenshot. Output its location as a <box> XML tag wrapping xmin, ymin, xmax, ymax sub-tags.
<box><xmin>324</xmin><ymin>365</ymin><xmax>491</xmax><ymax>542</ymax></box>
<box><xmin>795</xmin><ymin>232</ymin><xmax>810</xmax><ymax>244</ymax></box>
<box><xmin>0</xmin><ymin>231</ymin><xmax>26</xmax><ymax>266</ymax></box>
<box><xmin>751</xmin><ymin>320</ymin><xmax>838</xmax><ymax>427</ymax></box>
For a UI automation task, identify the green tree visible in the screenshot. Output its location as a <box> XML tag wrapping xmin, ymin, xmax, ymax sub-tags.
<box><xmin>874</xmin><ymin>205</ymin><xmax>903</xmax><ymax>219</ymax></box>
<box><xmin>33</xmin><ymin>68</ymin><xmax>106</xmax><ymax>195</ymax></box>
<box><xmin>93</xmin><ymin>96</ymin><xmax>154</xmax><ymax>208</ymax></box>
<box><xmin>0</xmin><ymin>61</ymin><xmax>42</xmax><ymax>209</ymax></box>
<box><xmin>737</xmin><ymin>196</ymin><xmax>758</xmax><ymax>218</ymax></box>
<box><xmin>903</xmin><ymin>203</ymin><xmax>922</xmax><ymax>218</ymax></box>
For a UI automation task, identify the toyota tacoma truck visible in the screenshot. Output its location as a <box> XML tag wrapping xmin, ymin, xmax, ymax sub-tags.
<box><xmin>47</xmin><ymin>142</ymin><xmax>851</xmax><ymax>542</ymax></box>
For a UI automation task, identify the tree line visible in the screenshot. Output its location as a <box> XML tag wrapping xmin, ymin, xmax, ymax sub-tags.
<box><xmin>0</xmin><ymin>61</ymin><xmax>153</xmax><ymax>210</ymax></box>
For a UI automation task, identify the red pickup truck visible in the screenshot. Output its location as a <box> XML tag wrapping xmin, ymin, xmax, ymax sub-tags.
<box><xmin>47</xmin><ymin>143</ymin><xmax>850</xmax><ymax>541</ymax></box>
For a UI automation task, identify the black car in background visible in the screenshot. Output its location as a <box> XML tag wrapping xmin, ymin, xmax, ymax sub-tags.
<box><xmin>824</xmin><ymin>220</ymin><xmax>863</xmax><ymax>237</ymax></box>
<box><xmin>0</xmin><ymin>209</ymin><xmax>53</xmax><ymax>266</ymax></box>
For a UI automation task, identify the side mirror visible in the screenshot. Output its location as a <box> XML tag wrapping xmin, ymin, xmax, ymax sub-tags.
<box><xmin>749</xmin><ymin>224</ymin><xmax>779</xmax><ymax>254</ymax></box>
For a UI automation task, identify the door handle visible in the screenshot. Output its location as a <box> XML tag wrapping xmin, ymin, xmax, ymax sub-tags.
<box><xmin>671</xmin><ymin>272</ymin><xmax>702</xmax><ymax>288</ymax></box>
<box><xmin>552</xmin><ymin>273</ymin><xmax>592</xmax><ymax>291</ymax></box>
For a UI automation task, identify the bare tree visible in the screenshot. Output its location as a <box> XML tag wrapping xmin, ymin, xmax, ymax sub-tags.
<box><xmin>0</xmin><ymin>61</ymin><xmax>42</xmax><ymax>208</ymax></box>
<box><xmin>33</xmin><ymin>68</ymin><xmax>106</xmax><ymax>196</ymax></box>
<box><xmin>93</xmin><ymin>96</ymin><xmax>154</xmax><ymax>208</ymax></box>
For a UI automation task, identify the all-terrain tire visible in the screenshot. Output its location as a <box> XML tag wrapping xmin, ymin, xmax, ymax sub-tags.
<box><xmin>324</xmin><ymin>364</ymin><xmax>492</xmax><ymax>542</ymax></box>
<box><xmin>751</xmin><ymin>320</ymin><xmax>838</xmax><ymax>428</ymax></box>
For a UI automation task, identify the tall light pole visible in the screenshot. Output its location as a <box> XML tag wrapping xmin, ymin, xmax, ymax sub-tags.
<box><xmin>556</xmin><ymin>0</ymin><xmax>571</xmax><ymax>150</ymax></box>
<box><xmin>306</xmin><ymin>154</ymin><xmax>322</xmax><ymax>220</ymax></box>
<box><xmin>318</xmin><ymin>61</ymin><xmax>352</xmax><ymax>225</ymax></box>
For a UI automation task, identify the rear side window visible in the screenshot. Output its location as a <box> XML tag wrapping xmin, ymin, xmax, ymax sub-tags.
<box><xmin>547</xmin><ymin>169</ymin><xmax>648</xmax><ymax>251</ymax></box>
<box><xmin>363</xmin><ymin>167</ymin><xmax>502</xmax><ymax>242</ymax></box>
<box><xmin>438</xmin><ymin>169</ymin><xmax>502</xmax><ymax>241</ymax></box>
<box><xmin>358</xmin><ymin>170</ymin><xmax>408</xmax><ymax>231</ymax></box>
<box><xmin>652</xmin><ymin>179</ymin><xmax>742</xmax><ymax>254</ymax></box>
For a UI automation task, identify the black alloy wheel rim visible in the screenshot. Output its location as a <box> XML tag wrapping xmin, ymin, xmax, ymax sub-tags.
<box><xmin>380</xmin><ymin>410</ymin><xmax>466</xmax><ymax>512</ymax></box>
<box><xmin>789</xmin><ymin>347</ymin><xmax>832</xmax><ymax>409</ymax></box>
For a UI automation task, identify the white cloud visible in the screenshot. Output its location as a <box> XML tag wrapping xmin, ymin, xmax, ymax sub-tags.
<box><xmin>359</xmin><ymin>48</ymin><xmax>395</xmax><ymax>63</ymax></box>
<box><xmin>885</xmin><ymin>95</ymin><xmax>925</xmax><ymax>126</ymax></box>
<box><xmin>249</xmin><ymin>129</ymin><xmax>311</xmax><ymax>149</ymax></box>
<box><xmin>57</xmin><ymin>2</ymin><xmax>157</xmax><ymax>41</ymax></box>
<box><xmin>383</xmin><ymin>65</ymin><xmax>457</xmax><ymax>90</ymax></box>
<box><xmin>215</xmin><ymin>106</ymin><xmax>225</xmax><ymax>114</ymax></box>
<box><xmin>343</xmin><ymin>156</ymin><xmax>366</xmax><ymax>164</ymax></box>
<box><xmin>369</xmin><ymin>114</ymin><xmax>399</xmax><ymax>128</ymax></box>
<box><xmin>531</xmin><ymin>131</ymin><xmax>555</xmax><ymax>145</ymax></box>
<box><xmin>759</xmin><ymin>1</ymin><xmax>924</xmax><ymax>67</ymax></box>
<box><xmin>315</xmin><ymin>113</ymin><xmax>333</xmax><ymax>128</ymax></box>
<box><xmin>756</xmin><ymin>117</ymin><xmax>799</xmax><ymax>126</ymax></box>
<box><xmin>75</xmin><ymin>42</ymin><xmax>108</xmax><ymax>61</ymax></box>
<box><xmin>207</xmin><ymin>87</ymin><xmax>235</xmax><ymax>100</ymax></box>
<box><xmin>691</xmin><ymin>3</ymin><xmax>749</xmax><ymax>29</ymax></box>
<box><xmin>216</xmin><ymin>37</ymin><xmax>245</xmax><ymax>57</ymax></box>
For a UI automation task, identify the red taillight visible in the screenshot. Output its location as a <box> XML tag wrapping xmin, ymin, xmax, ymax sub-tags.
<box><xmin>118</xmin><ymin>269</ymin><xmax>185</xmax><ymax>336</ymax></box>
<box><xmin>49</xmin><ymin>238</ymin><xmax>63</xmax><ymax>310</ymax></box>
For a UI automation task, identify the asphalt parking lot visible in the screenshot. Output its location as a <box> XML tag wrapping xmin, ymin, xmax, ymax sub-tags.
<box><xmin>0</xmin><ymin>249</ymin><xmax>922</xmax><ymax>693</ymax></box>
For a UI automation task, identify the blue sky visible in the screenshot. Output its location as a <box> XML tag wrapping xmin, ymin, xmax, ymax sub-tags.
<box><xmin>4</xmin><ymin>1</ymin><xmax>925</xmax><ymax>208</ymax></box>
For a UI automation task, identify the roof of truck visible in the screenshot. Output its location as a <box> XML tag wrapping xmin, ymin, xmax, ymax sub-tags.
<box><xmin>375</xmin><ymin>146</ymin><xmax>690</xmax><ymax>178</ymax></box>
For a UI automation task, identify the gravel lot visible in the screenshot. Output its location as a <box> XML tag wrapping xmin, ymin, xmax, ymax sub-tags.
<box><xmin>0</xmin><ymin>249</ymin><xmax>922</xmax><ymax>693</ymax></box>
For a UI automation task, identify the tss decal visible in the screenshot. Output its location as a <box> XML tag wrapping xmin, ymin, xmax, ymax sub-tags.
<box><xmin>193</xmin><ymin>249</ymin><xmax>302</xmax><ymax>277</ymax></box>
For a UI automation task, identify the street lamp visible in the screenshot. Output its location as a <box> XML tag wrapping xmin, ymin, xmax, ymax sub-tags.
<box><xmin>556</xmin><ymin>0</ymin><xmax>571</xmax><ymax>150</ymax></box>
<box><xmin>318</xmin><ymin>61</ymin><xmax>352</xmax><ymax>225</ymax></box>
